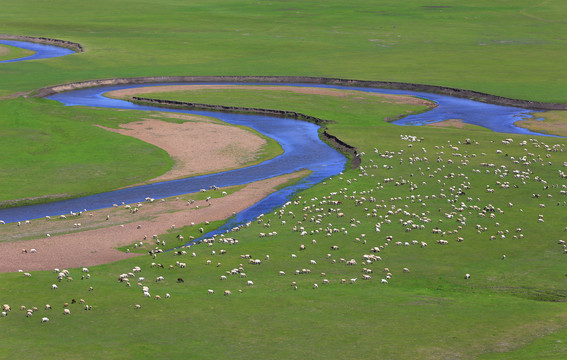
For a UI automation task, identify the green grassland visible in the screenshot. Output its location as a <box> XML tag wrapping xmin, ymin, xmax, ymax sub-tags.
<box><xmin>1</xmin><ymin>90</ymin><xmax>566</xmax><ymax>359</ymax></box>
<box><xmin>0</xmin><ymin>0</ymin><xmax>566</xmax><ymax>102</ymax></box>
<box><xmin>0</xmin><ymin>0</ymin><xmax>567</xmax><ymax>359</ymax></box>
<box><xmin>0</xmin><ymin>44</ymin><xmax>33</xmax><ymax>61</ymax></box>
<box><xmin>0</xmin><ymin>97</ymin><xmax>281</xmax><ymax>207</ymax></box>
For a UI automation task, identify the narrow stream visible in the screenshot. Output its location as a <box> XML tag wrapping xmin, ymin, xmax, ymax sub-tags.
<box><xmin>0</xmin><ymin>41</ymin><xmax>550</xmax><ymax>236</ymax></box>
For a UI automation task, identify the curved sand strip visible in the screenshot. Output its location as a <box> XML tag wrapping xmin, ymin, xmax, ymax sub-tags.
<box><xmin>98</xmin><ymin>115</ymin><xmax>267</xmax><ymax>183</ymax></box>
<box><xmin>0</xmin><ymin>111</ymin><xmax>291</xmax><ymax>273</ymax></box>
<box><xmin>0</xmin><ymin>171</ymin><xmax>307</xmax><ymax>273</ymax></box>
<box><xmin>108</xmin><ymin>84</ymin><xmax>433</xmax><ymax>107</ymax></box>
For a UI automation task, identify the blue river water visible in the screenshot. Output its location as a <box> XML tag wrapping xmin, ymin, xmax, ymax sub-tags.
<box><xmin>0</xmin><ymin>39</ymin><xmax>74</xmax><ymax>63</ymax></box>
<box><xmin>0</xmin><ymin>41</ymin><xmax>551</xmax><ymax>240</ymax></box>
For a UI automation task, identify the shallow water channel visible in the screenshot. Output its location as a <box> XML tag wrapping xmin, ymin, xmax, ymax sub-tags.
<box><xmin>0</xmin><ymin>39</ymin><xmax>74</xmax><ymax>63</ymax></box>
<box><xmin>0</xmin><ymin>41</ymin><xmax>548</xmax><ymax>241</ymax></box>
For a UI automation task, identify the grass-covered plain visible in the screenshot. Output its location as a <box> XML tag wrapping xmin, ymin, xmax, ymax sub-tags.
<box><xmin>515</xmin><ymin>111</ymin><xmax>567</xmax><ymax>137</ymax></box>
<box><xmin>1</xmin><ymin>90</ymin><xmax>566</xmax><ymax>359</ymax></box>
<box><xmin>1</xmin><ymin>0</ymin><xmax>567</xmax><ymax>358</ymax></box>
<box><xmin>0</xmin><ymin>97</ymin><xmax>281</xmax><ymax>207</ymax></box>
<box><xmin>0</xmin><ymin>0</ymin><xmax>566</xmax><ymax>102</ymax></box>
<box><xmin>0</xmin><ymin>44</ymin><xmax>33</xmax><ymax>61</ymax></box>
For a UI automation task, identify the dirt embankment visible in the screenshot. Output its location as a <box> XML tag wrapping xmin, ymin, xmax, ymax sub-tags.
<box><xmin>33</xmin><ymin>76</ymin><xmax>567</xmax><ymax>110</ymax></box>
<box><xmin>0</xmin><ymin>34</ymin><xmax>84</xmax><ymax>52</ymax></box>
<box><xmin>0</xmin><ymin>98</ymin><xmax>305</xmax><ymax>273</ymax></box>
<box><xmin>96</xmin><ymin>115</ymin><xmax>267</xmax><ymax>183</ymax></box>
<box><xmin>0</xmin><ymin>172</ymin><xmax>308</xmax><ymax>273</ymax></box>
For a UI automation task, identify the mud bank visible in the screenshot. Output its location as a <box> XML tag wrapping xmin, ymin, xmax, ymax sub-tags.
<box><xmin>0</xmin><ymin>34</ymin><xmax>84</xmax><ymax>53</ymax></box>
<box><xmin>34</xmin><ymin>75</ymin><xmax>566</xmax><ymax>110</ymax></box>
<box><xmin>129</xmin><ymin>96</ymin><xmax>360</xmax><ymax>169</ymax></box>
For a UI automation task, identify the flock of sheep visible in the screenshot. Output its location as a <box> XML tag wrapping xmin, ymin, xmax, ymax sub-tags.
<box><xmin>2</xmin><ymin>132</ymin><xmax>566</xmax><ymax>324</ymax></box>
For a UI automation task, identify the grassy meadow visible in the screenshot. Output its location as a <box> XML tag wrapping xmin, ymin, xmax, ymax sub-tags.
<box><xmin>0</xmin><ymin>44</ymin><xmax>33</xmax><ymax>61</ymax></box>
<box><xmin>0</xmin><ymin>0</ymin><xmax>564</xmax><ymax>102</ymax></box>
<box><xmin>1</xmin><ymin>90</ymin><xmax>566</xmax><ymax>359</ymax></box>
<box><xmin>0</xmin><ymin>97</ymin><xmax>282</xmax><ymax>207</ymax></box>
<box><xmin>0</xmin><ymin>0</ymin><xmax>566</xmax><ymax>359</ymax></box>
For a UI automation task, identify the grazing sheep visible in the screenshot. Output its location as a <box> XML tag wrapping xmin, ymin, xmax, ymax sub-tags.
<box><xmin>165</xmin><ymin>293</ymin><xmax>170</xmax><ymax>298</ymax></box>
<box><xmin>45</xmin><ymin>304</ymin><xmax>51</xmax><ymax>310</ymax></box>
<box><xmin>224</xmin><ymin>290</ymin><xmax>232</xmax><ymax>296</ymax></box>
<box><xmin>63</xmin><ymin>309</ymin><xmax>70</xmax><ymax>315</ymax></box>
<box><xmin>51</xmin><ymin>284</ymin><xmax>58</xmax><ymax>290</ymax></box>
<box><xmin>207</xmin><ymin>289</ymin><xmax>215</xmax><ymax>295</ymax></box>
<box><xmin>155</xmin><ymin>295</ymin><xmax>161</xmax><ymax>300</ymax></box>
<box><xmin>135</xmin><ymin>304</ymin><xmax>141</xmax><ymax>309</ymax></box>
<box><xmin>465</xmin><ymin>273</ymin><xmax>471</xmax><ymax>280</ymax></box>
<box><xmin>247</xmin><ymin>281</ymin><xmax>254</xmax><ymax>286</ymax></box>
<box><xmin>177</xmin><ymin>278</ymin><xmax>184</xmax><ymax>283</ymax></box>
<box><xmin>41</xmin><ymin>317</ymin><xmax>49</xmax><ymax>323</ymax></box>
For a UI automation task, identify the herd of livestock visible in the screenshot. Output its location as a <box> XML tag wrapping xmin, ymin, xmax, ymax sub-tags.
<box><xmin>2</xmin><ymin>132</ymin><xmax>567</xmax><ymax>323</ymax></box>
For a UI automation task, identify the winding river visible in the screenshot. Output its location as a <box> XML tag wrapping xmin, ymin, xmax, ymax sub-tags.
<box><xmin>0</xmin><ymin>40</ymin><xmax>551</xmax><ymax>238</ymax></box>
<box><xmin>0</xmin><ymin>39</ymin><xmax>74</xmax><ymax>63</ymax></box>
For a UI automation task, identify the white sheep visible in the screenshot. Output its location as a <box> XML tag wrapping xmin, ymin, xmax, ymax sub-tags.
<box><xmin>41</xmin><ymin>317</ymin><xmax>49</xmax><ymax>323</ymax></box>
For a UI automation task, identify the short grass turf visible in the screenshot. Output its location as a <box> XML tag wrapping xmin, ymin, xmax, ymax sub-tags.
<box><xmin>0</xmin><ymin>97</ymin><xmax>280</xmax><ymax>207</ymax></box>
<box><xmin>0</xmin><ymin>0</ymin><xmax>566</xmax><ymax>102</ymax></box>
<box><xmin>1</xmin><ymin>0</ymin><xmax>567</xmax><ymax>358</ymax></box>
<box><xmin>0</xmin><ymin>44</ymin><xmax>34</xmax><ymax>61</ymax></box>
<box><xmin>1</xmin><ymin>90</ymin><xmax>566</xmax><ymax>359</ymax></box>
